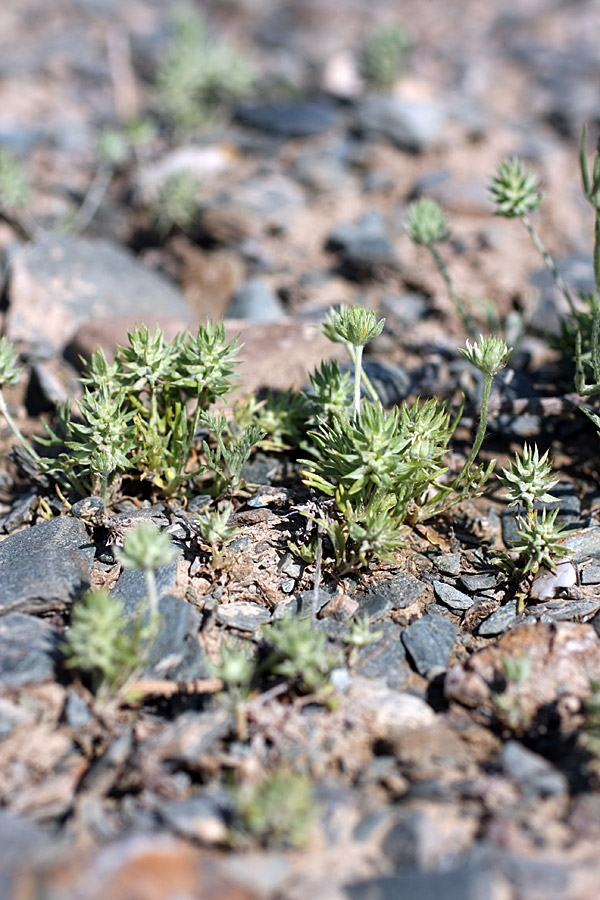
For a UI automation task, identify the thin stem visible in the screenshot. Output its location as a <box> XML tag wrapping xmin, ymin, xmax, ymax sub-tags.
<box><xmin>0</xmin><ymin>389</ymin><xmax>42</xmax><ymax>463</ymax></box>
<box><xmin>451</xmin><ymin>371</ymin><xmax>493</xmax><ymax>490</ymax></box>
<box><xmin>353</xmin><ymin>345</ymin><xmax>363</xmax><ymax>418</ymax></box>
<box><xmin>428</xmin><ymin>245</ymin><xmax>477</xmax><ymax>335</ymax></box>
<box><xmin>144</xmin><ymin>566</ymin><xmax>159</xmax><ymax>620</ymax></box>
<box><xmin>67</xmin><ymin>163</ymin><xmax>113</xmax><ymax>235</ymax></box>
<box><xmin>520</xmin><ymin>214</ymin><xmax>578</xmax><ymax>316</ymax></box>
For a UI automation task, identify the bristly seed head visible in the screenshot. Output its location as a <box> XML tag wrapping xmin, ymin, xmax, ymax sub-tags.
<box><xmin>489</xmin><ymin>157</ymin><xmax>543</xmax><ymax>218</ymax></box>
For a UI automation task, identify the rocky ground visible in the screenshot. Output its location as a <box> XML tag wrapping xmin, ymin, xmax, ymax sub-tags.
<box><xmin>2</xmin><ymin>1</ymin><xmax>600</xmax><ymax>898</ymax></box>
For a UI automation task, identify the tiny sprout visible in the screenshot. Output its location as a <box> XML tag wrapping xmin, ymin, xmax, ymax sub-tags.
<box><xmin>117</xmin><ymin>521</ymin><xmax>178</xmax><ymax>571</ymax></box>
<box><xmin>509</xmin><ymin>508</ymin><xmax>572</xmax><ymax>575</ymax></box>
<box><xmin>459</xmin><ymin>335</ymin><xmax>511</xmax><ymax>376</ymax></box>
<box><xmin>499</xmin><ymin>443</ymin><xmax>558</xmax><ymax>511</ymax></box>
<box><xmin>489</xmin><ymin>157</ymin><xmax>543</xmax><ymax>219</ymax></box>
<box><xmin>194</xmin><ymin>502</ymin><xmax>239</xmax><ymax>568</ymax></box>
<box><xmin>0</xmin><ymin>337</ymin><xmax>21</xmax><ymax>387</ymax></box>
<box><xmin>116</xmin><ymin>522</ymin><xmax>178</xmax><ymax>618</ymax></box>
<box><xmin>405</xmin><ymin>197</ymin><xmax>449</xmax><ymax>247</ymax></box>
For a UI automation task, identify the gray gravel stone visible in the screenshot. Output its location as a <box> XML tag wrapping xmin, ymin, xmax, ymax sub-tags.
<box><xmin>235</xmin><ymin>100</ymin><xmax>337</xmax><ymax>137</ymax></box>
<box><xmin>159</xmin><ymin>791</ymin><xmax>230</xmax><ymax>843</ymax></box>
<box><xmin>361</xmin><ymin>573</ymin><xmax>425</xmax><ymax>619</ymax></box>
<box><xmin>478</xmin><ymin>599</ymin><xmax>521</xmax><ymax>636</ymax></box>
<box><xmin>144</xmin><ymin>595</ymin><xmax>207</xmax><ymax>681</ymax></box>
<box><xmin>327</xmin><ymin>211</ymin><xmax>397</xmax><ymax>277</ymax></box>
<box><xmin>581</xmin><ymin>565</ymin><xmax>600</xmax><ymax>584</ymax></box>
<box><xmin>64</xmin><ymin>690</ymin><xmax>93</xmax><ymax>728</ymax></box>
<box><xmin>0</xmin><ymin>612</ymin><xmax>60</xmax><ymax>686</ymax></box>
<box><xmin>501</xmin><ymin>740</ymin><xmax>568</xmax><ymax>797</ymax></box>
<box><xmin>0</xmin><ymin>516</ymin><xmax>93</xmax><ymax>614</ymax></box>
<box><xmin>459</xmin><ymin>573</ymin><xmax>498</xmax><ymax>593</ymax></box>
<box><xmin>7</xmin><ymin>234</ymin><xmax>191</xmax><ymax>350</ymax></box>
<box><xmin>354</xmin><ymin>96</ymin><xmax>445</xmax><ymax>153</ymax></box>
<box><xmin>563</xmin><ymin>524</ymin><xmax>600</xmax><ymax>563</ymax></box>
<box><xmin>401</xmin><ymin>614</ymin><xmax>458</xmax><ymax>677</ymax></box>
<box><xmin>111</xmin><ymin>563</ymin><xmax>179</xmax><ymax>615</ymax></box>
<box><xmin>432</xmin><ymin>552</ymin><xmax>462</xmax><ymax>577</ymax></box>
<box><xmin>226</xmin><ymin>278</ymin><xmax>285</xmax><ymax>323</ymax></box>
<box><xmin>433</xmin><ymin>581</ymin><xmax>474</xmax><ymax>612</ymax></box>
<box><xmin>216</xmin><ymin>601</ymin><xmax>272</xmax><ymax>631</ymax></box>
<box><xmin>355</xmin><ymin>622</ymin><xmax>408</xmax><ymax>689</ymax></box>
<box><xmin>346</xmin><ymin>865</ymin><xmax>497</xmax><ymax>900</ymax></box>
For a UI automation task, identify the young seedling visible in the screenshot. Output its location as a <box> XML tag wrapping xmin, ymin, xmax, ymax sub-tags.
<box><xmin>230</xmin><ymin>771</ymin><xmax>318</xmax><ymax>849</ymax></box>
<box><xmin>210</xmin><ymin>639</ymin><xmax>255</xmax><ymax>739</ymax></box>
<box><xmin>322</xmin><ymin>305</ymin><xmax>385</xmax><ymax>417</ymax></box>
<box><xmin>361</xmin><ymin>25</ymin><xmax>412</xmax><ymax>91</ymax></box>
<box><xmin>116</xmin><ymin>521</ymin><xmax>178</xmax><ymax>619</ymax></box>
<box><xmin>260</xmin><ymin>615</ymin><xmax>342</xmax><ymax>695</ymax></box>
<box><xmin>194</xmin><ymin>501</ymin><xmax>239</xmax><ymax>569</ymax></box>
<box><xmin>0</xmin><ymin>338</ymin><xmax>43</xmax><ymax>468</ymax></box>
<box><xmin>62</xmin><ymin>588</ymin><xmax>156</xmax><ymax>702</ymax></box>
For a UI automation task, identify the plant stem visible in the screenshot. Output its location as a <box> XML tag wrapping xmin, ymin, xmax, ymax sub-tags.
<box><xmin>520</xmin><ymin>214</ymin><xmax>578</xmax><ymax>316</ymax></box>
<box><xmin>144</xmin><ymin>566</ymin><xmax>160</xmax><ymax>619</ymax></box>
<box><xmin>451</xmin><ymin>371</ymin><xmax>493</xmax><ymax>490</ymax></box>
<box><xmin>353</xmin><ymin>345</ymin><xmax>363</xmax><ymax>417</ymax></box>
<box><xmin>429</xmin><ymin>245</ymin><xmax>477</xmax><ymax>335</ymax></box>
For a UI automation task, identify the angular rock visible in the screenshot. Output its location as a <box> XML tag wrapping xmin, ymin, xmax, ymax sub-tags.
<box><xmin>159</xmin><ymin>792</ymin><xmax>230</xmax><ymax>844</ymax></box>
<box><xmin>354</xmin><ymin>96</ymin><xmax>445</xmax><ymax>153</ymax></box>
<box><xmin>346</xmin><ymin>864</ymin><xmax>498</xmax><ymax>900</ymax></box>
<box><xmin>361</xmin><ymin>573</ymin><xmax>424</xmax><ymax>618</ymax></box>
<box><xmin>501</xmin><ymin>740</ymin><xmax>568</xmax><ymax>797</ymax></box>
<box><xmin>477</xmin><ymin>599</ymin><xmax>521</xmax><ymax>636</ymax></box>
<box><xmin>401</xmin><ymin>614</ymin><xmax>458</xmax><ymax>677</ymax></box>
<box><xmin>459</xmin><ymin>573</ymin><xmax>497</xmax><ymax>593</ymax></box>
<box><xmin>0</xmin><ymin>613</ymin><xmax>60</xmax><ymax>686</ymax></box>
<box><xmin>355</xmin><ymin>622</ymin><xmax>409</xmax><ymax>689</ymax></box>
<box><xmin>0</xmin><ymin>516</ymin><xmax>93</xmax><ymax>614</ymax></box>
<box><xmin>216</xmin><ymin>601</ymin><xmax>272</xmax><ymax>632</ymax></box>
<box><xmin>327</xmin><ymin>211</ymin><xmax>397</xmax><ymax>277</ymax></box>
<box><xmin>7</xmin><ymin>235</ymin><xmax>192</xmax><ymax>350</ymax></box>
<box><xmin>226</xmin><ymin>278</ymin><xmax>285</xmax><ymax>323</ymax></box>
<box><xmin>433</xmin><ymin>582</ymin><xmax>474</xmax><ymax>612</ymax></box>
<box><xmin>235</xmin><ymin>100</ymin><xmax>337</xmax><ymax>137</ymax></box>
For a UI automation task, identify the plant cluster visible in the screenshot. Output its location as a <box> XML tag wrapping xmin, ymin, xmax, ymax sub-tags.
<box><xmin>156</xmin><ymin>8</ymin><xmax>255</xmax><ymax>133</ymax></box>
<box><xmin>295</xmin><ymin>309</ymin><xmax>509</xmax><ymax>573</ymax></box>
<box><xmin>0</xmin><ymin>323</ymin><xmax>263</xmax><ymax>504</ymax></box>
<box><xmin>230</xmin><ymin>771</ymin><xmax>318</xmax><ymax>848</ymax></box>
<box><xmin>493</xmin><ymin>443</ymin><xmax>571</xmax><ymax>578</ymax></box>
<box><xmin>361</xmin><ymin>25</ymin><xmax>412</xmax><ymax>91</ymax></box>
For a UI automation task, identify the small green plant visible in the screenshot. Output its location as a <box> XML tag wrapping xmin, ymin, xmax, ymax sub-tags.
<box><xmin>260</xmin><ymin>615</ymin><xmax>342</xmax><ymax>695</ymax></box>
<box><xmin>0</xmin><ymin>148</ymin><xmax>30</xmax><ymax>209</ymax></box>
<box><xmin>2</xmin><ymin>322</ymin><xmax>247</xmax><ymax>503</ymax></box>
<box><xmin>116</xmin><ymin>522</ymin><xmax>178</xmax><ymax>618</ymax></box>
<box><xmin>151</xmin><ymin>170</ymin><xmax>203</xmax><ymax>235</ymax></box>
<box><xmin>582</xmin><ymin>679</ymin><xmax>600</xmax><ymax>757</ymax></box>
<box><xmin>498</xmin><ymin>443</ymin><xmax>558</xmax><ymax>511</ymax></box>
<box><xmin>299</xmin><ymin>327</ymin><xmax>508</xmax><ymax>573</ymax></box>
<box><xmin>194</xmin><ymin>501</ymin><xmax>239</xmax><ymax>569</ymax></box>
<box><xmin>490</xmin><ymin>653</ymin><xmax>532</xmax><ymax>732</ymax></box>
<box><xmin>493</xmin><ymin>442</ymin><xmax>571</xmax><ymax>582</ymax></box>
<box><xmin>62</xmin><ymin>588</ymin><xmax>156</xmax><ymax>700</ymax></box>
<box><xmin>361</xmin><ymin>25</ymin><xmax>412</xmax><ymax>91</ymax></box>
<box><xmin>157</xmin><ymin>8</ymin><xmax>255</xmax><ymax>133</ymax></box>
<box><xmin>231</xmin><ymin>771</ymin><xmax>318</xmax><ymax>848</ymax></box>
<box><xmin>322</xmin><ymin>305</ymin><xmax>385</xmax><ymax>417</ymax></box>
<box><xmin>210</xmin><ymin>638</ymin><xmax>255</xmax><ymax>739</ymax></box>
<box><xmin>342</xmin><ymin>613</ymin><xmax>383</xmax><ymax>664</ymax></box>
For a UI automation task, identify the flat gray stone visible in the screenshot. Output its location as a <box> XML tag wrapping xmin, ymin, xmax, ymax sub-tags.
<box><xmin>401</xmin><ymin>614</ymin><xmax>458</xmax><ymax>677</ymax></box>
<box><xmin>433</xmin><ymin>581</ymin><xmax>474</xmax><ymax>612</ymax></box>
<box><xmin>216</xmin><ymin>601</ymin><xmax>272</xmax><ymax>631</ymax></box>
<box><xmin>459</xmin><ymin>573</ymin><xmax>497</xmax><ymax>593</ymax></box>
<box><xmin>235</xmin><ymin>100</ymin><xmax>337</xmax><ymax>137</ymax></box>
<box><xmin>111</xmin><ymin>563</ymin><xmax>179</xmax><ymax>615</ymax></box>
<box><xmin>501</xmin><ymin>740</ymin><xmax>568</xmax><ymax>797</ymax></box>
<box><xmin>582</xmin><ymin>565</ymin><xmax>600</xmax><ymax>584</ymax></box>
<box><xmin>226</xmin><ymin>278</ymin><xmax>285</xmax><ymax>323</ymax></box>
<box><xmin>563</xmin><ymin>525</ymin><xmax>600</xmax><ymax>563</ymax></box>
<box><xmin>478</xmin><ymin>599</ymin><xmax>521</xmax><ymax>636</ymax></box>
<box><xmin>7</xmin><ymin>234</ymin><xmax>191</xmax><ymax>350</ymax></box>
<box><xmin>355</xmin><ymin>623</ymin><xmax>408</xmax><ymax>690</ymax></box>
<box><xmin>361</xmin><ymin>573</ymin><xmax>425</xmax><ymax>619</ymax></box>
<box><xmin>0</xmin><ymin>516</ymin><xmax>93</xmax><ymax>614</ymax></box>
<box><xmin>0</xmin><ymin>612</ymin><xmax>60</xmax><ymax>686</ymax></box>
<box><xmin>354</xmin><ymin>96</ymin><xmax>445</xmax><ymax>153</ymax></box>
